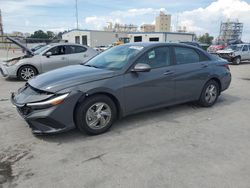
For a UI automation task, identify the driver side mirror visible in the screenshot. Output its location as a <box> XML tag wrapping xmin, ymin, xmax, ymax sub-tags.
<box><xmin>131</xmin><ymin>63</ymin><xmax>151</xmax><ymax>72</ymax></box>
<box><xmin>45</xmin><ymin>52</ymin><xmax>52</xmax><ymax>58</ymax></box>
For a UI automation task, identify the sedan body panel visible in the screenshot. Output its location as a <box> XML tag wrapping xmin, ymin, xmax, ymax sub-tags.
<box><xmin>123</xmin><ymin>66</ymin><xmax>175</xmax><ymax>115</ymax></box>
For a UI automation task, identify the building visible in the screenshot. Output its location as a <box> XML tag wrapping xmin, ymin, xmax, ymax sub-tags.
<box><xmin>140</xmin><ymin>24</ymin><xmax>155</xmax><ymax>32</ymax></box>
<box><xmin>155</xmin><ymin>12</ymin><xmax>171</xmax><ymax>32</ymax></box>
<box><xmin>128</xmin><ymin>32</ymin><xmax>195</xmax><ymax>43</ymax></box>
<box><xmin>219</xmin><ymin>19</ymin><xmax>243</xmax><ymax>42</ymax></box>
<box><xmin>104</xmin><ymin>23</ymin><xmax>138</xmax><ymax>32</ymax></box>
<box><xmin>62</xmin><ymin>29</ymin><xmax>128</xmax><ymax>47</ymax></box>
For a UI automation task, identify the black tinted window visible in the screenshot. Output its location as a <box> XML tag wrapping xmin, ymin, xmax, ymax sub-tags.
<box><xmin>242</xmin><ymin>45</ymin><xmax>248</xmax><ymax>51</ymax></box>
<box><xmin>66</xmin><ymin>46</ymin><xmax>87</xmax><ymax>54</ymax></box>
<box><xmin>47</xmin><ymin>46</ymin><xmax>66</xmax><ymax>56</ymax></box>
<box><xmin>136</xmin><ymin>47</ymin><xmax>170</xmax><ymax>68</ymax></box>
<box><xmin>174</xmin><ymin>47</ymin><xmax>200</xmax><ymax>64</ymax></box>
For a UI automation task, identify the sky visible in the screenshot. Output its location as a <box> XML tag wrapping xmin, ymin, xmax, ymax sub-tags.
<box><xmin>1</xmin><ymin>0</ymin><xmax>250</xmax><ymax>41</ymax></box>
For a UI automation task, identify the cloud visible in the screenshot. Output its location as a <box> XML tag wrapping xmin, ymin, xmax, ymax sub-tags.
<box><xmin>84</xmin><ymin>8</ymin><xmax>166</xmax><ymax>29</ymax></box>
<box><xmin>177</xmin><ymin>0</ymin><xmax>250</xmax><ymax>41</ymax></box>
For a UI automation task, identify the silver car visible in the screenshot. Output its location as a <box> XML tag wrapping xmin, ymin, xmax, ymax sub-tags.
<box><xmin>216</xmin><ymin>44</ymin><xmax>250</xmax><ymax>65</ymax></box>
<box><xmin>0</xmin><ymin>37</ymin><xmax>98</xmax><ymax>81</ymax></box>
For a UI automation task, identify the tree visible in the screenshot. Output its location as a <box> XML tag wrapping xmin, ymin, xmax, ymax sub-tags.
<box><xmin>29</xmin><ymin>30</ymin><xmax>57</xmax><ymax>39</ymax></box>
<box><xmin>198</xmin><ymin>33</ymin><xmax>214</xmax><ymax>45</ymax></box>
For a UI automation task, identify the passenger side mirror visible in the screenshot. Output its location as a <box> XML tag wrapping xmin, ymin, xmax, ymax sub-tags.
<box><xmin>131</xmin><ymin>63</ymin><xmax>151</xmax><ymax>72</ymax></box>
<box><xmin>45</xmin><ymin>52</ymin><xmax>52</xmax><ymax>58</ymax></box>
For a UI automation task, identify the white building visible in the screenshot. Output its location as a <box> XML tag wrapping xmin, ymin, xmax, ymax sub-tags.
<box><xmin>128</xmin><ymin>32</ymin><xmax>195</xmax><ymax>43</ymax></box>
<box><xmin>62</xmin><ymin>29</ymin><xmax>128</xmax><ymax>47</ymax></box>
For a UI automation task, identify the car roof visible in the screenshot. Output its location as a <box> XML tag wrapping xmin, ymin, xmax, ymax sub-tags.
<box><xmin>46</xmin><ymin>43</ymin><xmax>88</xmax><ymax>47</ymax></box>
<box><xmin>123</xmin><ymin>42</ymin><xmax>203</xmax><ymax>49</ymax></box>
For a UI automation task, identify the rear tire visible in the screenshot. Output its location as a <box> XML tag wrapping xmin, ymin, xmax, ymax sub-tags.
<box><xmin>233</xmin><ymin>56</ymin><xmax>241</xmax><ymax>65</ymax></box>
<box><xmin>75</xmin><ymin>95</ymin><xmax>117</xmax><ymax>135</ymax></box>
<box><xmin>17</xmin><ymin>65</ymin><xmax>38</xmax><ymax>81</ymax></box>
<box><xmin>198</xmin><ymin>80</ymin><xmax>219</xmax><ymax>107</ymax></box>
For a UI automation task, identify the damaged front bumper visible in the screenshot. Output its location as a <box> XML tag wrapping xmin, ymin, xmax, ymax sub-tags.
<box><xmin>0</xmin><ymin>62</ymin><xmax>17</xmax><ymax>78</ymax></box>
<box><xmin>11</xmin><ymin>86</ymin><xmax>83</xmax><ymax>134</ymax></box>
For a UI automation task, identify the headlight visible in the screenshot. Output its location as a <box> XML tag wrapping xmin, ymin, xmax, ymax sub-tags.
<box><xmin>7</xmin><ymin>59</ymin><xmax>19</xmax><ymax>66</ymax></box>
<box><xmin>26</xmin><ymin>93</ymin><xmax>69</xmax><ymax>108</ymax></box>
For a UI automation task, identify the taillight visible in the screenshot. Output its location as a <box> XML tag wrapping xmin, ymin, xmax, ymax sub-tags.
<box><xmin>223</xmin><ymin>64</ymin><xmax>230</xmax><ymax>71</ymax></box>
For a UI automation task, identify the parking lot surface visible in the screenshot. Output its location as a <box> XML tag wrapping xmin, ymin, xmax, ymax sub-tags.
<box><xmin>0</xmin><ymin>60</ymin><xmax>250</xmax><ymax>188</ymax></box>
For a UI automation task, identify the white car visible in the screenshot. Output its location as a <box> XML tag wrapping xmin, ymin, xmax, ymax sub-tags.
<box><xmin>216</xmin><ymin>44</ymin><xmax>250</xmax><ymax>65</ymax></box>
<box><xmin>0</xmin><ymin>37</ymin><xmax>98</xmax><ymax>80</ymax></box>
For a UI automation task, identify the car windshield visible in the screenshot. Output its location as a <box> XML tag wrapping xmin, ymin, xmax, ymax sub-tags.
<box><xmin>33</xmin><ymin>45</ymin><xmax>52</xmax><ymax>55</ymax></box>
<box><xmin>85</xmin><ymin>45</ymin><xmax>144</xmax><ymax>70</ymax></box>
<box><xmin>225</xmin><ymin>45</ymin><xmax>242</xmax><ymax>51</ymax></box>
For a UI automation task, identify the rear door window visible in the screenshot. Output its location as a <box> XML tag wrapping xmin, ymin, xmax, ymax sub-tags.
<box><xmin>66</xmin><ymin>45</ymin><xmax>87</xmax><ymax>54</ymax></box>
<box><xmin>174</xmin><ymin>47</ymin><xmax>200</xmax><ymax>64</ymax></box>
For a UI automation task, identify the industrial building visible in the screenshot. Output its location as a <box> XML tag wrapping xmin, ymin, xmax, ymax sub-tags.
<box><xmin>62</xmin><ymin>29</ymin><xmax>128</xmax><ymax>47</ymax></box>
<box><xmin>219</xmin><ymin>19</ymin><xmax>243</xmax><ymax>42</ymax></box>
<box><xmin>155</xmin><ymin>12</ymin><xmax>171</xmax><ymax>32</ymax></box>
<box><xmin>128</xmin><ymin>32</ymin><xmax>195</xmax><ymax>43</ymax></box>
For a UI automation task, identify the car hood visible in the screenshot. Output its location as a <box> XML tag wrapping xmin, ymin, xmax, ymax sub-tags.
<box><xmin>28</xmin><ymin>65</ymin><xmax>116</xmax><ymax>93</ymax></box>
<box><xmin>217</xmin><ymin>49</ymin><xmax>234</xmax><ymax>53</ymax></box>
<box><xmin>7</xmin><ymin>36</ymin><xmax>34</xmax><ymax>56</ymax></box>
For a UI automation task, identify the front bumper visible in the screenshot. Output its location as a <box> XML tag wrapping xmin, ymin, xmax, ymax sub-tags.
<box><xmin>217</xmin><ymin>54</ymin><xmax>233</xmax><ymax>62</ymax></box>
<box><xmin>0</xmin><ymin>62</ymin><xmax>17</xmax><ymax>78</ymax></box>
<box><xmin>11</xmin><ymin>91</ymin><xmax>83</xmax><ymax>134</ymax></box>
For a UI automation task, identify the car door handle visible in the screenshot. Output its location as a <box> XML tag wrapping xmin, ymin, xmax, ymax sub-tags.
<box><xmin>61</xmin><ymin>57</ymin><xmax>66</xmax><ymax>60</ymax></box>
<box><xmin>83</xmin><ymin>54</ymin><xmax>88</xmax><ymax>58</ymax></box>
<box><xmin>164</xmin><ymin>70</ymin><xmax>174</xmax><ymax>76</ymax></box>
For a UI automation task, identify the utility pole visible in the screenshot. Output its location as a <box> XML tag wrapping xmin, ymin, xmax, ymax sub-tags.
<box><xmin>75</xmin><ymin>0</ymin><xmax>79</xmax><ymax>29</ymax></box>
<box><xmin>0</xmin><ymin>9</ymin><xmax>3</xmax><ymax>35</ymax></box>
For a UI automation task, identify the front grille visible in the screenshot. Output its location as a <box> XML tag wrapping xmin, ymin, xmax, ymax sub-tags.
<box><xmin>17</xmin><ymin>106</ymin><xmax>32</xmax><ymax>117</ymax></box>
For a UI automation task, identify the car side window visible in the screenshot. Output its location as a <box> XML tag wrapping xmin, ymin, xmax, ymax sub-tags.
<box><xmin>174</xmin><ymin>47</ymin><xmax>200</xmax><ymax>64</ymax></box>
<box><xmin>47</xmin><ymin>46</ymin><xmax>66</xmax><ymax>56</ymax></box>
<box><xmin>242</xmin><ymin>45</ymin><xmax>248</xmax><ymax>52</ymax></box>
<box><xmin>66</xmin><ymin>46</ymin><xmax>87</xmax><ymax>54</ymax></box>
<box><xmin>136</xmin><ymin>47</ymin><xmax>170</xmax><ymax>69</ymax></box>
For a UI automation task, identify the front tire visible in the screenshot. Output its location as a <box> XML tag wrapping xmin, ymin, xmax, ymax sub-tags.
<box><xmin>17</xmin><ymin>65</ymin><xmax>38</xmax><ymax>81</ymax></box>
<box><xmin>233</xmin><ymin>56</ymin><xmax>241</xmax><ymax>65</ymax></box>
<box><xmin>75</xmin><ymin>95</ymin><xmax>117</xmax><ymax>135</ymax></box>
<box><xmin>198</xmin><ymin>80</ymin><xmax>219</xmax><ymax>107</ymax></box>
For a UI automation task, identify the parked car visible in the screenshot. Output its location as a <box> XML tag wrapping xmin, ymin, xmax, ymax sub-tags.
<box><xmin>216</xmin><ymin>44</ymin><xmax>250</xmax><ymax>65</ymax></box>
<box><xmin>0</xmin><ymin>37</ymin><xmax>98</xmax><ymax>81</ymax></box>
<box><xmin>11</xmin><ymin>43</ymin><xmax>231</xmax><ymax>135</ymax></box>
<box><xmin>179</xmin><ymin>41</ymin><xmax>202</xmax><ymax>49</ymax></box>
<box><xmin>207</xmin><ymin>44</ymin><xmax>225</xmax><ymax>53</ymax></box>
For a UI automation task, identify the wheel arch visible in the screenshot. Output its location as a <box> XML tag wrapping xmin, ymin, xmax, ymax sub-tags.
<box><xmin>207</xmin><ymin>77</ymin><xmax>222</xmax><ymax>93</ymax></box>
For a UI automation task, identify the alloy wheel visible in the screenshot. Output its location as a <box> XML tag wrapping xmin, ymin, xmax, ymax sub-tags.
<box><xmin>205</xmin><ymin>84</ymin><xmax>217</xmax><ymax>104</ymax></box>
<box><xmin>20</xmin><ymin>67</ymin><xmax>35</xmax><ymax>80</ymax></box>
<box><xmin>85</xmin><ymin>102</ymin><xmax>112</xmax><ymax>130</ymax></box>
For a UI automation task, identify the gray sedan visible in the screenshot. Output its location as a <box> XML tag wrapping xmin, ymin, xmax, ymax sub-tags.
<box><xmin>11</xmin><ymin>43</ymin><xmax>231</xmax><ymax>135</ymax></box>
<box><xmin>0</xmin><ymin>37</ymin><xmax>98</xmax><ymax>81</ymax></box>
